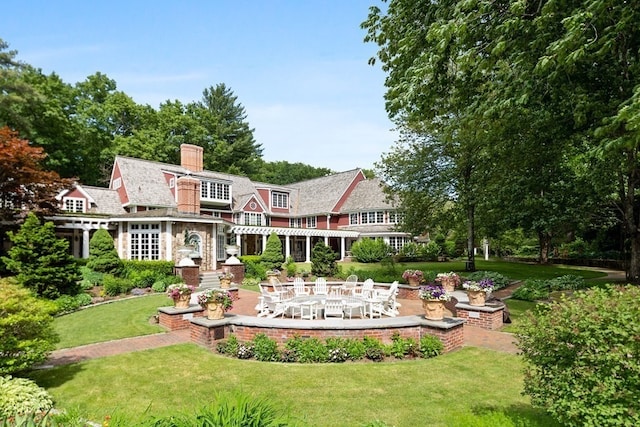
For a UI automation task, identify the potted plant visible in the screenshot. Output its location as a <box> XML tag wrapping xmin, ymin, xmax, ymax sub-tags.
<box><xmin>166</xmin><ymin>283</ymin><xmax>195</xmax><ymax>308</ymax></box>
<box><xmin>198</xmin><ymin>288</ymin><xmax>236</xmax><ymax>320</ymax></box>
<box><xmin>436</xmin><ymin>272</ymin><xmax>461</xmax><ymax>292</ymax></box>
<box><xmin>265</xmin><ymin>269</ymin><xmax>280</xmax><ymax>285</ymax></box>
<box><xmin>219</xmin><ymin>271</ymin><xmax>234</xmax><ymax>289</ymax></box>
<box><xmin>402</xmin><ymin>269</ymin><xmax>424</xmax><ymax>287</ymax></box>
<box><xmin>462</xmin><ymin>279</ymin><xmax>494</xmax><ymax>306</ymax></box>
<box><xmin>418</xmin><ymin>283</ymin><xmax>451</xmax><ymax>320</ymax></box>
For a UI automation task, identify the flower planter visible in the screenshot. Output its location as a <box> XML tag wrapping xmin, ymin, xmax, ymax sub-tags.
<box><xmin>174</xmin><ymin>294</ymin><xmax>191</xmax><ymax>308</ymax></box>
<box><xmin>220</xmin><ymin>278</ymin><xmax>231</xmax><ymax>289</ymax></box>
<box><xmin>266</xmin><ymin>274</ymin><xmax>279</xmax><ymax>285</ymax></box>
<box><xmin>207</xmin><ymin>302</ymin><xmax>225</xmax><ymax>320</ymax></box>
<box><xmin>408</xmin><ymin>278</ymin><xmax>420</xmax><ymax>287</ymax></box>
<box><xmin>440</xmin><ymin>277</ymin><xmax>457</xmax><ymax>293</ymax></box>
<box><xmin>422</xmin><ymin>299</ymin><xmax>445</xmax><ymax>320</ymax></box>
<box><xmin>467</xmin><ymin>290</ymin><xmax>486</xmax><ymax>306</ymax></box>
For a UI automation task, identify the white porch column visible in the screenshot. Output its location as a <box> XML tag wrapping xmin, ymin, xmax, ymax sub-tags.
<box><xmin>340</xmin><ymin>236</ymin><xmax>345</xmax><ymax>261</ymax></box>
<box><xmin>82</xmin><ymin>228</ymin><xmax>90</xmax><ymax>259</ymax></box>
<box><xmin>166</xmin><ymin>221</ymin><xmax>173</xmax><ymax>261</ymax></box>
<box><xmin>285</xmin><ymin>234</ymin><xmax>291</xmax><ymax>259</ymax></box>
<box><xmin>324</xmin><ymin>236</ymin><xmax>328</xmax><ymax>246</ymax></box>
<box><xmin>235</xmin><ymin>233</ymin><xmax>242</xmax><ymax>256</ymax></box>
<box><xmin>305</xmin><ymin>236</ymin><xmax>311</xmax><ymax>263</ymax></box>
<box><xmin>483</xmin><ymin>238</ymin><xmax>490</xmax><ymax>261</ymax></box>
<box><xmin>262</xmin><ymin>234</ymin><xmax>268</xmax><ymax>253</ymax></box>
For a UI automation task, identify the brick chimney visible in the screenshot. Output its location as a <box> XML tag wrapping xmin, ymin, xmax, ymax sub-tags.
<box><xmin>180</xmin><ymin>144</ymin><xmax>203</xmax><ymax>172</ymax></box>
<box><xmin>176</xmin><ymin>176</ymin><xmax>201</xmax><ymax>214</ymax></box>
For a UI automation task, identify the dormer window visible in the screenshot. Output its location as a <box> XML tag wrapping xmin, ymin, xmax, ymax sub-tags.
<box><xmin>272</xmin><ymin>191</ymin><xmax>289</xmax><ymax>209</ymax></box>
<box><xmin>63</xmin><ymin>197</ymin><xmax>85</xmax><ymax>213</ymax></box>
<box><xmin>201</xmin><ymin>180</ymin><xmax>230</xmax><ymax>203</ymax></box>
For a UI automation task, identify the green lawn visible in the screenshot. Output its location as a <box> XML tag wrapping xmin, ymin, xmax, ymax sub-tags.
<box><xmin>54</xmin><ymin>294</ymin><xmax>168</xmax><ymax>349</ymax></box>
<box><xmin>29</xmin><ymin>345</ymin><xmax>558</xmax><ymax>426</ymax></box>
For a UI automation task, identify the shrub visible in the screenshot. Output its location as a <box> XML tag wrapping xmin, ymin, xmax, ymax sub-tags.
<box><xmin>53</xmin><ymin>293</ymin><xmax>92</xmax><ymax>314</ymax></box>
<box><xmin>0</xmin><ymin>376</ymin><xmax>54</xmax><ymax>420</ymax></box>
<box><xmin>398</xmin><ymin>242</ymin><xmax>421</xmax><ymax>260</ymax></box>
<box><xmin>128</xmin><ymin>269</ymin><xmax>161</xmax><ymax>288</ymax></box>
<box><xmin>251</xmin><ymin>333</ymin><xmax>280</xmax><ymax>362</ymax></box>
<box><xmin>363</xmin><ymin>336</ymin><xmax>386</xmax><ymax>362</ymax></box>
<box><xmin>243</xmin><ymin>258</ymin><xmax>267</xmax><ymax>279</ymax></box>
<box><xmin>283</xmin><ymin>256</ymin><xmax>297</xmax><ymax>277</ymax></box>
<box><xmin>419</xmin><ymin>335</ymin><xmax>444</xmax><ymax>358</ymax></box>
<box><xmin>388</xmin><ymin>333</ymin><xmax>419</xmax><ymax>359</ymax></box>
<box><xmin>122</xmin><ymin>260</ymin><xmax>174</xmax><ymax>278</ymax></box>
<box><xmin>0</xmin><ymin>279</ymin><xmax>58</xmax><ymax>374</ymax></box>
<box><xmin>516</xmin><ymin>285</ymin><xmax>640</xmax><ymax>426</ymax></box>
<box><xmin>465</xmin><ymin>271</ymin><xmax>510</xmax><ymax>291</ymax></box>
<box><xmin>86</xmin><ymin>228</ymin><xmax>123</xmax><ymax>274</ymax></box>
<box><xmin>102</xmin><ymin>274</ymin><xmax>133</xmax><ymax>296</ymax></box>
<box><xmin>512</xmin><ymin>279</ymin><xmax>549</xmax><ymax>301</ymax></box>
<box><xmin>547</xmin><ymin>274</ymin><xmax>587</xmax><ymax>291</ymax></box>
<box><xmin>261</xmin><ymin>232</ymin><xmax>284</xmax><ymax>271</ymax></box>
<box><xmin>311</xmin><ymin>241</ymin><xmax>338</xmax><ymax>277</ymax></box>
<box><xmin>284</xmin><ymin>336</ymin><xmax>328</xmax><ymax>363</ymax></box>
<box><xmin>151</xmin><ymin>280</ymin><xmax>167</xmax><ymax>293</ymax></box>
<box><xmin>216</xmin><ymin>335</ymin><xmax>239</xmax><ymax>356</ymax></box>
<box><xmin>79</xmin><ymin>266</ymin><xmax>104</xmax><ymax>287</ymax></box>
<box><xmin>350</xmin><ymin>238</ymin><xmax>390</xmax><ymax>263</ymax></box>
<box><xmin>344</xmin><ymin>338</ymin><xmax>367</xmax><ymax>361</ymax></box>
<box><xmin>2</xmin><ymin>213</ymin><xmax>81</xmax><ymax>299</ymax></box>
<box><xmin>418</xmin><ymin>241</ymin><xmax>441</xmax><ymax>261</ymax></box>
<box><xmin>241</xmin><ymin>277</ymin><xmax>261</xmax><ymax>287</ymax></box>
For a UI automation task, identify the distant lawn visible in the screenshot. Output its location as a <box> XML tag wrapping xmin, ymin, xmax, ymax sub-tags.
<box><xmin>502</xmin><ymin>299</ymin><xmax>538</xmax><ymax>334</ymax></box>
<box><xmin>29</xmin><ymin>345</ymin><xmax>559</xmax><ymax>426</ymax></box>
<box><xmin>54</xmin><ymin>294</ymin><xmax>168</xmax><ymax>349</ymax></box>
<box><xmin>339</xmin><ymin>258</ymin><xmax>608</xmax><ymax>281</ymax></box>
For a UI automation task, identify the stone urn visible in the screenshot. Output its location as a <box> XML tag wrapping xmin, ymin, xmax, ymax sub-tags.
<box><xmin>220</xmin><ymin>278</ymin><xmax>231</xmax><ymax>289</ymax></box>
<box><xmin>422</xmin><ymin>299</ymin><xmax>445</xmax><ymax>321</ymax></box>
<box><xmin>467</xmin><ymin>290</ymin><xmax>486</xmax><ymax>306</ymax></box>
<box><xmin>206</xmin><ymin>302</ymin><xmax>225</xmax><ymax>320</ymax></box>
<box><xmin>174</xmin><ymin>294</ymin><xmax>191</xmax><ymax>308</ymax></box>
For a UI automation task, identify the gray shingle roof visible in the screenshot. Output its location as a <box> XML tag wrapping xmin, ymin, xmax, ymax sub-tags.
<box><xmin>82</xmin><ymin>186</ymin><xmax>127</xmax><ymax>215</ymax></box>
<box><xmin>288</xmin><ymin>169</ymin><xmax>363</xmax><ymax>216</ymax></box>
<box><xmin>114</xmin><ymin>156</ymin><xmax>178</xmax><ymax>207</ymax></box>
<box><xmin>340</xmin><ymin>178</ymin><xmax>396</xmax><ymax>211</ymax></box>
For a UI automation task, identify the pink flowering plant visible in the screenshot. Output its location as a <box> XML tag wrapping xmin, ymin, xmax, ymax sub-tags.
<box><xmin>198</xmin><ymin>289</ymin><xmax>236</xmax><ymax>311</ymax></box>
<box><xmin>419</xmin><ymin>284</ymin><xmax>451</xmax><ymax>301</ymax></box>
<box><xmin>166</xmin><ymin>283</ymin><xmax>195</xmax><ymax>299</ymax></box>
<box><xmin>462</xmin><ymin>278</ymin><xmax>494</xmax><ymax>293</ymax></box>
<box><xmin>436</xmin><ymin>272</ymin><xmax>461</xmax><ymax>285</ymax></box>
<box><xmin>402</xmin><ymin>269</ymin><xmax>424</xmax><ymax>282</ymax></box>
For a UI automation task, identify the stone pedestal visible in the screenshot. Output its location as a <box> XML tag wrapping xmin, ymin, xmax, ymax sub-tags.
<box><xmin>174</xmin><ymin>265</ymin><xmax>200</xmax><ymax>287</ymax></box>
<box><xmin>455</xmin><ymin>302</ymin><xmax>504</xmax><ymax>330</ymax></box>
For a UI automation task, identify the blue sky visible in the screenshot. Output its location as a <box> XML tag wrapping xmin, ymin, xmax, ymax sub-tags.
<box><xmin>3</xmin><ymin>0</ymin><xmax>396</xmax><ymax>172</ymax></box>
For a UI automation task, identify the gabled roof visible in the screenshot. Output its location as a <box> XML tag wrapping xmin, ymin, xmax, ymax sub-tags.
<box><xmin>288</xmin><ymin>169</ymin><xmax>364</xmax><ymax>216</ymax></box>
<box><xmin>340</xmin><ymin>178</ymin><xmax>396</xmax><ymax>211</ymax></box>
<box><xmin>114</xmin><ymin>156</ymin><xmax>178</xmax><ymax>207</ymax></box>
<box><xmin>82</xmin><ymin>186</ymin><xmax>127</xmax><ymax>215</ymax></box>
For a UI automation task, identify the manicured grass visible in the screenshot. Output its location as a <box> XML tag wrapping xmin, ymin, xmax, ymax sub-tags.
<box><xmin>340</xmin><ymin>258</ymin><xmax>608</xmax><ymax>281</ymax></box>
<box><xmin>502</xmin><ymin>299</ymin><xmax>538</xmax><ymax>334</ymax></box>
<box><xmin>28</xmin><ymin>345</ymin><xmax>559</xmax><ymax>426</ymax></box>
<box><xmin>54</xmin><ymin>294</ymin><xmax>168</xmax><ymax>349</ymax></box>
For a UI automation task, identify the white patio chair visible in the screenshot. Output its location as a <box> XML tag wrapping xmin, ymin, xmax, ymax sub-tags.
<box><xmin>256</xmin><ymin>284</ymin><xmax>281</xmax><ymax>317</ymax></box>
<box><xmin>353</xmin><ymin>278</ymin><xmax>374</xmax><ymax>298</ymax></box>
<box><xmin>313</xmin><ymin>277</ymin><xmax>329</xmax><ymax>295</ymax></box>
<box><xmin>293</xmin><ymin>277</ymin><xmax>310</xmax><ymax>296</ymax></box>
<box><xmin>323</xmin><ymin>297</ymin><xmax>344</xmax><ymax>319</ymax></box>
<box><xmin>343</xmin><ymin>274</ymin><xmax>358</xmax><ymax>295</ymax></box>
<box><xmin>343</xmin><ymin>294</ymin><xmax>365</xmax><ymax>319</ymax></box>
<box><xmin>374</xmin><ymin>281</ymin><xmax>400</xmax><ymax>317</ymax></box>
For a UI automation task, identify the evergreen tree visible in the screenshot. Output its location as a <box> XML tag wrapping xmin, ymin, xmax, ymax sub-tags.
<box><xmin>311</xmin><ymin>241</ymin><xmax>337</xmax><ymax>277</ymax></box>
<box><xmin>3</xmin><ymin>213</ymin><xmax>81</xmax><ymax>298</ymax></box>
<box><xmin>86</xmin><ymin>228</ymin><xmax>123</xmax><ymax>274</ymax></box>
<box><xmin>260</xmin><ymin>232</ymin><xmax>284</xmax><ymax>271</ymax></box>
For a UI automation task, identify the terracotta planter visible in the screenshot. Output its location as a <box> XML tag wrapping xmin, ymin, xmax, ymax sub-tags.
<box><xmin>440</xmin><ymin>277</ymin><xmax>456</xmax><ymax>293</ymax></box>
<box><xmin>408</xmin><ymin>278</ymin><xmax>420</xmax><ymax>287</ymax></box>
<box><xmin>174</xmin><ymin>294</ymin><xmax>191</xmax><ymax>308</ymax></box>
<box><xmin>266</xmin><ymin>274</ymin><xmax>279</xmax><ymax>285</ymax></box>
<box><xmin>422</xmin><ymin>299</ymin><xmax>445</xmax><ymax>321</ymax></box>
<box><xmin>220</xmin><ymin>278</ymin><xmax>231</xmax><ymax>289</ymax></box>
<box><xmin>467</xmin><ymin>290</ymin><xmax>486</xmax><ymax>306</ymax></box>
<box><xmin>207</xmin><ymin>302</ymin><xmax>225</xmax><ymax>320</ymax></box>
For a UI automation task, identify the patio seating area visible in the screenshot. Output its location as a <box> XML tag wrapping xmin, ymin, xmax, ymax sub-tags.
<box><xmin>255</xmin><ymin>277</ymin><xmax>400</xmax><ymax>320</ymax></box>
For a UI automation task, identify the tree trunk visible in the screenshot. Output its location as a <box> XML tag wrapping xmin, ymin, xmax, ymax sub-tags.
<box><xmin>628</xmin><ymin>233</ymin><xmax>640</xmax><ymax>283</ymax></box>
<box><xmin>466</xmin><ymin>203</ymin><xmax>475</xmax><ymax>271</ymax></box>
<box><xmin>538</xmin><ymin>231</ymin><xmax>551</xmax><ymax>264</ymax></box>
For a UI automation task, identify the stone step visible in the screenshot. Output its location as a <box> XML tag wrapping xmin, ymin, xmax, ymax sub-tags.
<box><xmin>199</xmin><ymin>271</ymin><xmax>221</xmax><ymax>288</ymax></box>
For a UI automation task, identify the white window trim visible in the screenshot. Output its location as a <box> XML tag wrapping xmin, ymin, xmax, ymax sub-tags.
<box><xmin>63</xmin><ymin>197</ymin><xmax>86</xmax><ymax>213</ymax></box>
<box><xmin>271</xmin><ymin>191</ymin><xmax>289</xmax><ymax>209</ymax></box>
<box><xmin>112</xmin><ymin>177</ymin><xmax>122</xmax><ymax>190</ymax></box>
<box><xmin>306</xmin><ymin>216</ymin><xmax>317</xmax><ymax>229</ymax></box>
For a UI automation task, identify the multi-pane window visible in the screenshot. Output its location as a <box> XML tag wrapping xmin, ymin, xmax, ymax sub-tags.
<box><xmin>201</xmin><ymin>181</ymin><xmax>230</xmax><ymax>201</ymax></box>
<box><xmin>243</xmin><ymin>212</ymin><xmax>262</xmax><ymax>226</ymax></box>
<box><xmin>290</xmin><ymin>218</ymin><xmax>302</xmax><ymax>228</ymax></box>
<box><xmin>129</xmin><ymin>223</ymin><xmax>160</xmax><ymax>260</ymax></box>
<box><xmin>387</xmin><ymin>236</ymin><xmax>409</xmax><ymax>253</ymax></box>
<box><xmin>217</xmin><ymin>233</ymin><xmax>226</xmax><ymax>261</ymax></box>
<box><xmin>272</xmin><ymin>192</ymin><xmax>289</xmax><ymax>209</ymax></box>
<box><xmin>63</xmin><ymin>198</ymin><xmax>85</xmax><ymax>213</ymax></box>
<box><xmin>306</xmin><ymin>216</ymin><xmax>317</xmax><ymax>228</ymax></box>
<box><xmin>356</xmin><ymin>211</ymin><xmax>387</xmax><ymax>225</ymax></box>
<box><xmin>349</xmin><ymin>213</ymin><xmax>358</xmax><ymax>225</ymax></box>
<box><xmin>389</xmin><ymin>211</ymin><xmax>404</xmax><ymax>224</ymax></box>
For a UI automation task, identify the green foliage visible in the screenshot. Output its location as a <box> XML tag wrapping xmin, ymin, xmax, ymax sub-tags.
<box><xmin>79</xmin><ymin>266</ymin><xmax>104</xmax><ymax>288</ymax></box>
<box><xmin>284</xmin><ymin>336</ymin><xmax>328</xmax><ymax>363</ymax></box>
<box><xmin>260</xmin><ymin>233</ymin><xmax>284</xmax><ymax>271</ymax></box>
<box><xmin>362</xmin><ymin>336</ymin><xmax>386</xmax><ymax>362</ymax></box>
<box><xmin>0</xmin><ymin>279</ymin><xmax>59</xmax><ymax>374</ymax></box>
<box><xmin>53</xmin><ymin>293</ymin><xmax>92</xmax><ymax>314</ymax></box>
<box><xmin>86</xmin><ymin>229</ymin><xmax>123</xmax><ymax>274</ymax></box>
<box><xmin>310</xmin><ymin>241</ymin><xmax>338</xmax><ymax>277</ymax></box>
<box><xmin>465</xmin><ymin>271</ymin><xmax>510</xmax><ymax>291</ymax></box>
<box><xmin>151</xmin><ymin>281</ymin><xmax>167</xmax><ymax>293</ymax></box>
<box><xmin>511</xmin><ymin>280</ymin><xmax>549</xmax><ymax>302</ymax></box>
<box><xmin>102</xmin><ymin>274</ymin><xmax>133</xmax><ymax>297</ymax></box>
<box><xmin>283</xmin><ymin>256</ymin><xmax>296</xmax><ymax>277</ymax></box>
<box><xmin>122</xmin><ymin>260</ymin><xmax>174</xmax><ymax>278</ymax></box>
<box><xmin>138</xmin><ymin>391</ymin><xmax>289</xmax><ymax>427</ymax></box>
<box><xmin>0</xmin><ymin>376</ymin><xmax>53</xmax><ymax>420</ymax></box>
<box><xmin>419</xmin><ymin>335</ymin><xmax>444</xmax><ymax>358</ymax></box>
<box><xmin>215</xmin><ymin>335</ymin><xmax>239</xmax><ymax>356</ymax></box>
<box><xmin>251</xmin><ymin>333</ymin><xmax>280</xmax><ymax>362</ymax></box>
<box><xmin>350</xmin><ymin>238</ymin><xmax>391</xmax><ymax>263</ymax></box>
<box><xmin>3</xmin><ymin>213</ymin><xmax>81</xmax><ymax>298</ymax></box>
<box><xmin>547</xmin><ymin>275</ymin><xmax>587</xmax><ymax>292</ymax></box>
<box><xmin>388</xmin><ymin>333</ymin><xmax>420</xmax><ymax>359</ymax></box>
<box><xmin>128</xmin><ymin>270</ymin><xmax>161</xmax><ymax>288</ymax></box>
<box><xmin>516</xmin><ymin>286</ymin><xmax>640</xmax><ymax>426</ymax></box>
<box><xmin>241</xmin><ymin>257</ymin><xmax>267</xmax><ymax>279</ymax></box>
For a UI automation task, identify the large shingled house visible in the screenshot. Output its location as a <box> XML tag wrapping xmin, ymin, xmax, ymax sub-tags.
<box><xmin>51</xmin><ymin>144</ymin><xmax>411</xmax><ymax>271</ymax></box>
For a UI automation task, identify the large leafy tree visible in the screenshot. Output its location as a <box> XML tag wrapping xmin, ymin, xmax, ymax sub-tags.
<box><xmin>253</xmin><ymin>160</ymin><xmax>332</xmax><ymax>185</ymax></box>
